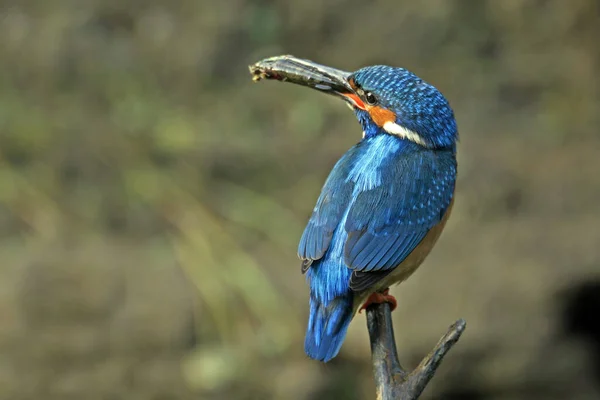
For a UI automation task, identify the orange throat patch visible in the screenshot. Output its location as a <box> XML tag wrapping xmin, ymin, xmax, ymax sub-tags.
<box><xmin>366</xmin><ymin>105</ymin><xmax>396</xmax><ymax>127</ymax></box>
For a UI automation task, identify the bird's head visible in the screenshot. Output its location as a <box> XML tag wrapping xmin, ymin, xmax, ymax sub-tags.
<box><xmin>250</xmin><ymin>56</ymin><xmax>458</xmax><ymax>149</ymax></box>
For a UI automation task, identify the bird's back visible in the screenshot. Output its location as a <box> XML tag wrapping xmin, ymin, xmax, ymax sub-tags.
<box><xmin>301</xmin><ymin>134</ymin><xmax>456</xmax><ymax>361</ymax></box>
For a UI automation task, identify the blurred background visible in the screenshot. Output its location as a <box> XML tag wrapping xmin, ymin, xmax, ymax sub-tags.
<box><xmin>0</xmin><ymin>0</ymin><xmax>599</xmax><ymax>399</ymax></box>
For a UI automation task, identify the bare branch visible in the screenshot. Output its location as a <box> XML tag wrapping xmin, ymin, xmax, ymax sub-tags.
<box><xmin>366</xmin><ymin>302</ymin><xmax>466</xmax><ymax>400</ymax></box>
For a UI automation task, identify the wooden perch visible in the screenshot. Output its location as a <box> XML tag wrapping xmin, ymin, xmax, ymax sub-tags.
<box><xmin>366</xmin><ymin>303</ymin><xmax>466</xmax><ymax>400</ymax></box>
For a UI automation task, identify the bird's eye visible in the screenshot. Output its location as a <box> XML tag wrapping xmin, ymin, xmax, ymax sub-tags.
<box><xmin>365</xmin><ymin>92</ymin><xmax>377</xmax><ymax>106</ymax></box>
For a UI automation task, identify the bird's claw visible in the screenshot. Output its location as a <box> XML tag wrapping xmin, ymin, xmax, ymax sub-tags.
<box><xmin>359</xmin><ymin>288</ymin><xmax>397</xmax><ymax>313</ymax></box>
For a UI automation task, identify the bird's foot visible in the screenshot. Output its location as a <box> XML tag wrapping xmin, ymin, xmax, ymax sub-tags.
<box><xmin>359</xmin><ymin>288</ymin><xmax>397</xmax><ymax>313</ymax></box>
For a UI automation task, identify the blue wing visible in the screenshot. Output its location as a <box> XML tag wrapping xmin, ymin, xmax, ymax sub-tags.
<box><xmin>344</xmin><ymin>149</ymin><xmax>456</xmax><ymax>289</ymax></box>
<box><xmin>299</xmin><ymin>140</ymin><xmax>456</xmax><ymax>292</ymax></box>
<box><xmin>297</xmin><ymin>147</ymin><xmax>358</xmax><ymax>266</ymax></box>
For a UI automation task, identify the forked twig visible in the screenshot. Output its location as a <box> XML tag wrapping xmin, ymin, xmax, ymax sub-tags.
<box><xmin>366</xmin><ymin>303</ymin><xmax>466</xmax><ymax>400</ymax></box>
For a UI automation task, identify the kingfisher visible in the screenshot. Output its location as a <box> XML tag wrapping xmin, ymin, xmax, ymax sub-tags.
<box><xmin>250</xmin><ymin>56</ymin><xmax>458</xmax><ymax>362</ymax></box>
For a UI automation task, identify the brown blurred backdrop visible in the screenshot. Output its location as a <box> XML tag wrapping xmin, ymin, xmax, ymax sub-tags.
<box><xmin>0</xmin><ymin>0</ymin><xmax>599</xmax><ymax>399</ymax></box>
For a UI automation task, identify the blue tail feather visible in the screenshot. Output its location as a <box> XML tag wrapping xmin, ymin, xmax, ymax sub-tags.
<box><xmin>304</xmin><ymin>294</ymin><xmax>353</xmax><ymax>362</ymax></box>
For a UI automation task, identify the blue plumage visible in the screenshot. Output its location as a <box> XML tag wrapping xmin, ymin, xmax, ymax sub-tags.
<box><xmin>301</xmin><ymin>134</ymin><xmax>455</xmax><ymax>361</ymax></box>
<box><xmin>305</xmin><ymin>293</ymin><xmax>353</xmax><ymax>361</ymax></box>
<box><xmin>344</xmin><ymin>146</ymin><xmax>456</xmax><ymax>273</ymax></box>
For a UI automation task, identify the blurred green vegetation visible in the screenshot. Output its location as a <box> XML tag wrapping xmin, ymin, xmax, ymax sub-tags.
<box><xmin>0</xmin><ymin>1</ymin><xmax>599</xmax><ymax>399</ymax></box>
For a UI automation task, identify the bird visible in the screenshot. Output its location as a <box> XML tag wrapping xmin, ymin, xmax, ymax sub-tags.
<box><xmin>250</xmin><ymin>56</ymin><xmax>458</xmax><ymax>362</ymax></box>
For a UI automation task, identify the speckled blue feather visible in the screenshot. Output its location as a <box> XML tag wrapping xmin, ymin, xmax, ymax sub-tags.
<box><xmin>300</xmin><ymin>65</ymin><xmax>458</xmax><ymax>362</ymax></box>
<box><xmin>344</xmin><ymin>146</ymin><xmax>456</xmax><ymax>273</ymax></box>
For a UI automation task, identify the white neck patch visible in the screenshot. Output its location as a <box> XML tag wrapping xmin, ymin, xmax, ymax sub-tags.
<box><xmin>382</xmin><ymin>121</ymin><xmax>427</xmax><ymax>146</ymax></box>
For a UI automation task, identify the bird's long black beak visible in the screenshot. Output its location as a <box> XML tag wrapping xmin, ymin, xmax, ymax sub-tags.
<box><xmin>249</xmin><ymin>55</ymin><xmax>364</xmax><ymax>109</ymax></box>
